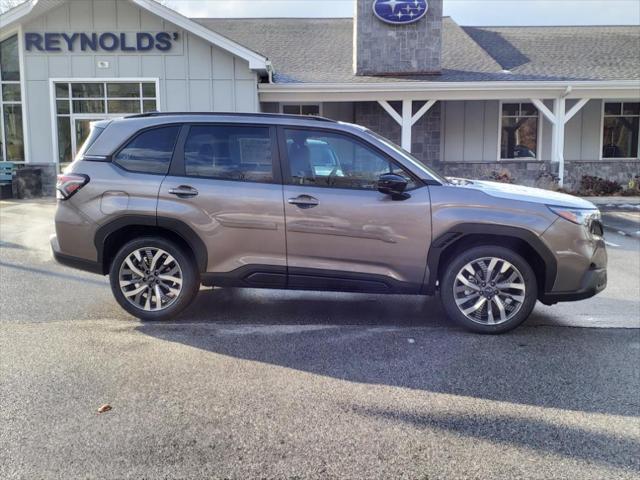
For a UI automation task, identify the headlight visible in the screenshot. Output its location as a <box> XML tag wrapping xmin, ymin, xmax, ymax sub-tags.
<box><xmin>548</xmin><ymin>206</ymin><xmax>601</xmax><ymax>226</ymax></box>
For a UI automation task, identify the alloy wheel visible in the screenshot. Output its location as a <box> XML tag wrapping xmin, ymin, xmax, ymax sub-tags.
<box><xmin>452</xmin><ymin>256</ymin><xmax>526</xmax><ymax>325</ymax></box>
<box><xmin>118</xmin><ymin>247</ymin><xmax>183</xmax><ymax>311</ymax></box>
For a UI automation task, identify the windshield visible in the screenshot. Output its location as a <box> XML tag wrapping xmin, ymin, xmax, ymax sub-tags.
<box><xmin>364</xmin><ymin>129</ymin><xmax>448</xmax><ymax>184</ymax></box>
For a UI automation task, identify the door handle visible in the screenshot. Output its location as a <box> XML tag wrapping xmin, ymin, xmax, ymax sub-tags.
<box><xmin>287</xmin><ymin>194</ymin><xmax>319</xmax><ymax>209</ymax></box>
<box><xmin>168</xmin><ymin>185</ymin><xmax>199</xmax><ymax>198</ymax></box>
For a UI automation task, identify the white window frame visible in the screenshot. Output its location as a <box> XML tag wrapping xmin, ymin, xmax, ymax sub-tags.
<box><xmin>497</xmin><ymin>100</ymin><xmax>542</xmax><ymax>161</ymax></box>
<box><xmin>279</xmin><ymin>102</ymin><xmax>323</xmax><ymax>117</ymax></box>
<box><xmin>49</xmin><ymin>77</ymin><xmax>160</xmax><ymax>172</ymax></box>
<box><xmin>0</xmin><ymin>29</ymin><xmax>27</xmax><ymax>164</ymax></box>
<box><xmin>599</xmin><ymin>99</ymin><xmax>640</xmax><ymax>161</ymax></box>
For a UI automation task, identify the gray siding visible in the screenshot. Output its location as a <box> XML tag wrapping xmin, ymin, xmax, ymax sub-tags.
<box><xmin>443</xmin><ymin>100</ymin><xmax>500</xmax><ymax>162</ymax></box>
<box><xmin>442</xmin><ymin>99</ymin><xmax>603</xmax><ymax>163</ymax></box>
<box><xmin>565</xmin><ymin>99</ymin><xmax>603</xmax><ymax>161</ymax></box>
<box><xmin>21</xmin><ymin>0</ymin><xmax>259</xmax><ymax>164</ymax></box>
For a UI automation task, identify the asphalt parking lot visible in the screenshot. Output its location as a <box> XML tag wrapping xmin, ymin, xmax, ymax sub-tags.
<box><xmin>1</xmin><ymin>199</ymin><xmax>639</xmax><ymax>479</ymax></box>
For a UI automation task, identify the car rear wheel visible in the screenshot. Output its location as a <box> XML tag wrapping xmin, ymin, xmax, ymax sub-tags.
<box><xmin>109</xmin><ymin>237</ymin><xmax>199</xmax><ymax>321</ymax></box>
<box><xmin>440</xmin><ymin>245</ymin><xmax>538</xmax><ymax>334</ymax></box>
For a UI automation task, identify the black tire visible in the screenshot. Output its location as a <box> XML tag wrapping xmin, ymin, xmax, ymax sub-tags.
<box><xmin>440</xmin><ymin>245</ymin><xmax>538</xmax><ymax>334</ymax></box>
<box><xmin>109</xmin><ymin>237</ymin><xmax>200</xmax><ymax>321</ymax></box>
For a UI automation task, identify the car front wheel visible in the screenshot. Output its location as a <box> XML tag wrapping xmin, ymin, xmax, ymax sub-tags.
<box><xmin>109</xmin><ymin>237</ymin><xmax>199</xmax><ymax>321</ymax></box>
<box><xmin>440</xmin><ymin>245</ymin><xmax>538</xmax><ymax>334</ymax></box>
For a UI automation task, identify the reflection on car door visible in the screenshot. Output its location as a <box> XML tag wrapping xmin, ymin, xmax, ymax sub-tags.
<box><xmin>280</xmin><ymin>127</ymin><xmax>432</xmax><ymax>293</ymax></box>
<box><xmin>157</xmin><ymin>124</ymin><xmax>287</xmax><ymax>285</ymax></box>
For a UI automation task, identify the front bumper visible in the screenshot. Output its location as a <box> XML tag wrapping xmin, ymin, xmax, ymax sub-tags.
<box><xmin>540</xmin><ymin>266</ymin><xmax>607</xmax><ymax>304</ymax></box>
<box><xmin>50</xmin><ymin>234</ymin><xmax>104</xmax><ymax>275</ymax></box>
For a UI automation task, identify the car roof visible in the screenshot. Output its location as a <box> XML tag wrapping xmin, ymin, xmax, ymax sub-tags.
<box><xmin>87</xmin><ymin>112</ymin><xmax>366</xmax><ymax>156</ymax></box>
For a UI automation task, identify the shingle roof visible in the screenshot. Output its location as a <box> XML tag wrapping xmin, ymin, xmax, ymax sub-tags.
<box><xmin>194</xmin><ymin>17</ymin><xmax>640</xmax><ymax>84</ymax></box>
<box><xmin>463</xmin><ymin>25</ymin><xmax>640</xmax><ymax>81</ymax></box>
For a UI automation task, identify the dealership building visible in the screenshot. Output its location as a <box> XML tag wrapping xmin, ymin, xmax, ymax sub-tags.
<box><xmin>0</xmin><ymin>0</ymin><xmax>639</xmax><ymax>195</ymax></box>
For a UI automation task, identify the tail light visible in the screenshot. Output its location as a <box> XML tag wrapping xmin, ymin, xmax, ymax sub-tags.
<box><xmin>56</xmin><ymin>173</ymin><xmax>89</xmax><ymax>200</ymax></box>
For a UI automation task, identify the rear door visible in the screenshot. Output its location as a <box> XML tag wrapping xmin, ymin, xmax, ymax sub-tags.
<box><xmin>279</xmin><ymin>127</ymin><xmax>432</xmax><ymax>293</ymax></box>
<box><xmin>157</xmin><ymin>123</ymin><xmax>286</xmax><ymax>284</ymax></box>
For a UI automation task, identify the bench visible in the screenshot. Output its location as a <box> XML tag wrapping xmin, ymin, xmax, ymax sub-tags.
<box><xmin>0</xmin><ymin>161</ymin><xmax>15</xmax><ymax>199</ymax></box>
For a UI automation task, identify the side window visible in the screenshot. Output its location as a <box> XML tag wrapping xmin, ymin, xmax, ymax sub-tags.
<box><xmin>114</xmin><ymin>126</ymin><xmax>180</xmax><ymax>174</ymax></box>
<box><xmin>184</xmin><ymin>125</ymin><xmax>273</xmax><ymax>183</ymax></box>
<box><xmin>284</xmin><ymin>129</ymin><xmax>415</xmax><ymax>190</ymax></box>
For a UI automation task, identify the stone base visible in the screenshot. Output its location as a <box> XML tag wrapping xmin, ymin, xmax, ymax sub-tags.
<box><xmin>20</xmin><ymin>163</ymin><xmax>57</xmax><ymax>196</ymax></box>
<box><xmin>563</xmin><ymin>161</ymin><xmax>640</xmax><ymax>191</ymax></box>
<box><xmin>440</xmin><ymin>161</ymin><xmax>559</xmax><ymax>189</ymax></box>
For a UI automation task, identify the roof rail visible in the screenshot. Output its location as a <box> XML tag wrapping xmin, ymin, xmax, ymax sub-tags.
<box><xmin>125</xmin><ymin>111</ymin><xmax>337</xmax><ymax>122</ymax></box>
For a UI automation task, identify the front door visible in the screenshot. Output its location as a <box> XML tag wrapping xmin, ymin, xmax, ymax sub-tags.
<box><xmin>280</xmin><ymin>127</ymin><xmax>432</xmax><ymax>293</ymax></box>
<box><xmin>157</xmin><ymin>123</ymin><xmax>287</xmax><ymax>285</ymax></box>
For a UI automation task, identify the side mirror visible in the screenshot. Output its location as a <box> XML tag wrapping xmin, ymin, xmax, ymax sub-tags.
<box><xmin>378</xmin><ymin>173</ymin><xmax>410</xmax><ymax>200</ymax></box>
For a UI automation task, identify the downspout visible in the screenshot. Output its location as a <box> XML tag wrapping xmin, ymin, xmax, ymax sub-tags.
<box><xmin>557</xmin><ymin>85</ymin><xmax>572</xmax><ymax>187</ymax></box>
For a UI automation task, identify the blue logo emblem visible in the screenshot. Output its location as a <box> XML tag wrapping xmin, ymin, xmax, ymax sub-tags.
<box><xmin>373</xmin><ymin>0</ymin><xmax>428</xmax><ymax>25</ymax></box>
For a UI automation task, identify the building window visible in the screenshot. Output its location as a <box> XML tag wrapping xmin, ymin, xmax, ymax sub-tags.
<box><xmin>602</xmin><ymin>102</ymin><xmax>639</xmax><ymax>159</ymax></box>
<box><xmin>0</xmin><ymin>35</ymin><xmax>24</xmax><ymax>162</ymax></box>
<box><xmin>54</xmin><ymin>81</ymin><xmax>158</xmax><ymax>165</ymax></box>
<box><xmin>281</xmin><ymin>104</ymin><xmax>321</xmax><ymax>116</ymax></box>
<box><xmin>500</xmin><ymin>102</ymin><xmax>539</xmax><ymax>160</ymax></box>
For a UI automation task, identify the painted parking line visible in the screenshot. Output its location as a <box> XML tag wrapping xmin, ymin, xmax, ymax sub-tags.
<box><xmin>605</xmin><ymin>241</ymin><xmax>620</xmax><ymax>247</ymax></box>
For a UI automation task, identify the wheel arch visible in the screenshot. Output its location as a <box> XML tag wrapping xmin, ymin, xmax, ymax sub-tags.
<box><xmin>425</xmin><ymin>223</ymin><xmax>556</xmax><ymax>298</ymax></box>
<box><xmin>95</xmin><ymin>215</ymin><xmax>208</xmax><ymax>275</ymax></box>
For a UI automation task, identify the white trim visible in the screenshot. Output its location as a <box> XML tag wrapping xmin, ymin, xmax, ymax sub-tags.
<box><xmin>49</xmin><ymin>78</ymin><xmax>160</xmax><ymax>171</ymax></box>
<box><xmin>17</xmin><ymin>24</ymin><xmax>30</xmax><ymax>164</ymax></box>
<box><xmin>259</xmin><ymin>80</ymin><xmax>640</xmax><ymax>103</ymax></box>
<box><xmin>498</xmin><ymin>100</ymin><xmax>542</xmax><ymax>162</ymax></box>
<box><xmin>377</xmin><ymin>100</ymin><xmax>402</xmax><ymax>124</ymax></box>
<box><xmin>565</xmin><ymin>98</ymin><xmax>589</xmax><ymax>124</ymax></box>
<box><xmin>599</xmin><ymin>99</ymin><xmax>640</xmax><ymax>161</ymax></box>
<box><xmin>48</xmin><ymin>80</ymin><xmax>58</xmax><ymax>173</ymax></box>
<box><xmin>530</xmin><ymin>99</ymin><xmax>556</xmax><ymax>124</ymax></box>
<box><xmin>0</xmin><ymin>0</ymin><xmax>37</xmax><ymax>31</ymax></box>
<box><xmin>411</xmin><ymin>99</ymin><xmax>437</xmax><ymax>126</ymax></box>
<box><xmin>130</xmin><ymin>0</ymin><xmax>269</xmax><ymax>72</ymax></box>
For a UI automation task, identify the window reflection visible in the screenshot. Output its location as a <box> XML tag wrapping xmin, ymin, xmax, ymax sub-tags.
<box><xmin>0</xmin><ymin>35</ymin><xmax>23</xmax><ymax>162</ymax></box>
<box><xmin>603</xmin><ymin>102</ymin><xmax>639</xmax><ymax>159</ymax></box>
<box><xmin>501</xmin><ymin>102</ymin><xmax>538</xmax><ymax>159</ymax></box>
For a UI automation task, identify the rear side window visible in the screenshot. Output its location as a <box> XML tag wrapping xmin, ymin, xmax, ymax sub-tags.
<box><xmin>75</xmin><ymin>125</ymin><xmax>105</xmax><ymax>160</ymax></box>
<box><xmin>184</xmin><ymin>125</ymin><xmax>273</xmax><ymax>183</ymax></box>
<box><xmin>114</xmin><ymin>126</ymin><xmax>180</xmax><ymax>174</ymax></box>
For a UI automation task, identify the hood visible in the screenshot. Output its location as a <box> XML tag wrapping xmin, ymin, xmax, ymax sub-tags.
<box><xmin>448</xmin><ymin>178</ymin><xmax>597</xmax><ymax>209</ymax></box>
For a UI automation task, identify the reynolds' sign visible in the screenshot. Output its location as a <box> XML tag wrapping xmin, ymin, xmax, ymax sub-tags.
<box><xmin>24</xmin><ymin>32</ymin><xmax>179</xmax><ymax>52</ymax></box>
<box><xmin>373</xmin><ymin>0</ymin><xmax>428</xmax><ymax>25</ymax></box>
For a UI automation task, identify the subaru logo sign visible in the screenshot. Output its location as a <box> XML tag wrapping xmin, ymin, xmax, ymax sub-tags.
<box><xmin>373</xmin><ymin>0</ymin><xmax>428</xmax><ymax>25</ymax></box>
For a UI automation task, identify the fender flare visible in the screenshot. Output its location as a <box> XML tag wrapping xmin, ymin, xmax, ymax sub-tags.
<box><xmin>94</xmin><ymin>215</ymin><xmax>208</xmax><ymax>273</ymax></box>
<box><xmin>424</xmin><ymin>223</ymin><xmax>557</xmax><ymax>295</ymax></box>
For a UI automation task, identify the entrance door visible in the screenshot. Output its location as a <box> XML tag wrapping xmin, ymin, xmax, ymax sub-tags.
<box><xmin>280</xmin><ymin>127</ymin><xmax>432</xmax><ymax>293</ymax></box>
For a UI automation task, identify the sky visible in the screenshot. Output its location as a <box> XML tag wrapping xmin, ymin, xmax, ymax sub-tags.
<box><xmin>161</xmin><ymin>0</ymin><xmax>640</xmax><ymax>25</ymax></box>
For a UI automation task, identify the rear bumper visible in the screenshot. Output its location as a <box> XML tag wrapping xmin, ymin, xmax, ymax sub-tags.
<box><xmin>540</xmin><ymin>267</ymin><xmax>607</xmax><ymax>304</ymax></box>
<box><xmin>50</xmin><ymin>234</ymin><xmax>104</xmax><ymax>275</ymax></box>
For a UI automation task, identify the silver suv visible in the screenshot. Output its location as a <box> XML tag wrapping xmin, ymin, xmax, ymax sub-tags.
<box><xmin>51</xmin><ymin>113</ymin><xmax>607</xmax><ymax>333</ymax></box>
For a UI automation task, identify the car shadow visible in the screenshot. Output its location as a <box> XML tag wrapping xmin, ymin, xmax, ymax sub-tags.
<box><xmin>137</xmin><ymin>287</ymin><xmax>640</xmax><ymax>420</ymax></box>
<box><xmin>349</xmin><ymin>406</ymin><xmax>639</xmax><ymax>472</ymax></box>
